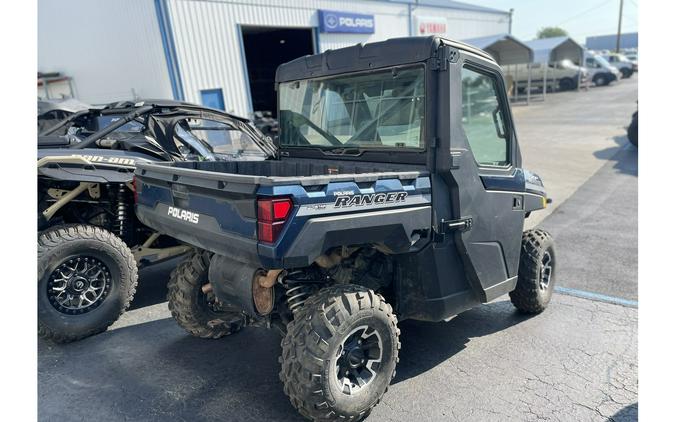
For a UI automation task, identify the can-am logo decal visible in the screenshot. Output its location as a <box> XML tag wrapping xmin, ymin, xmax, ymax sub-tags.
<box><xmin>71</xmin><ymin>154</ymin><xmax>136</xmax><ymax>166</ymax></box>
<box><xmin>168</xmin><ymin>206</ymin><xmax>199</xmax><ymax>224</ymax></box>
<box><xmin>334</xmin><ymin>192</ymin><xmax>407</xmax><ymax>208</ymax></box>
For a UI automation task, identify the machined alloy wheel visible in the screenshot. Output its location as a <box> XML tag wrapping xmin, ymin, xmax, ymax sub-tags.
<box><xmin>47</xmin><ymin>256</ymin><xmax>112</xmax><ymax>314</ymax></box>
<box><xmin>334</xmin><ymin>325</ymin><xmax>383</xmax><ymax>395</ymax></box>
<box><xmin>539</xmin><ymin>250</ymin><xmax>554</xmax><ymax>290</ymax></box>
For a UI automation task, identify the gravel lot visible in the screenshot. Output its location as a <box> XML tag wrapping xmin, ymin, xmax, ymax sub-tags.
<box><xmin>39</xmin><ymin>77</ymin><xmax>639</xmax><ymax>422</ymax></box>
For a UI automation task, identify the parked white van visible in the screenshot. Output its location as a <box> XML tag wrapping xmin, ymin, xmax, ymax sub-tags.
<box><xmin>602</xmin><ymin>53</ymin><xmax>636</xmax><ymax>78</ymax></box>
<box><xmin>584</xmin><ymin>54</ymin><xmax>621</xmax><ymax>86</ymax></box>
<box><xmin>505</xmin><ymin>59</ymin><xmax>589</xmax><ymax>93</ymax></box>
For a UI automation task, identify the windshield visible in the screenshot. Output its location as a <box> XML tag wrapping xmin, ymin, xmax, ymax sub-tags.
<box><xmin>174</xmin><ymin>118</ymin><xmax>267</xmax><ymax>160</ymax></box>
<box><xmin>278</xmin><ymin>66</ymin><xmax>425</xmax><ymax>150</ymax></box>
<box><xmin>590</xmin><ymin>55</ymin><xmax>612</xmax><ymax>68</ymax></box>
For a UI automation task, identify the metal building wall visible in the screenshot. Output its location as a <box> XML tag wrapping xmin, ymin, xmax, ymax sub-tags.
<box><xmin>38</xmin><ymin>0</ymin><xmax>173</xmax><ymax>103</ymax></box>
<box><xmin>166</xmin><ymin>0</ymin><xmax>410</xmax><ymax>116</ymax></box>
<box><xmin>412</xmin><ymin>5</ymin><xmax>510</xmax><ymax>39</ymax></box>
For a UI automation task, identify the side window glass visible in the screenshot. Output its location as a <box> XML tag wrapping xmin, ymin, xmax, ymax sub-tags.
<box><xmin>460</xmin><ymin>67</ymin><xmax>510</xmax><ymax>167</ymax></box>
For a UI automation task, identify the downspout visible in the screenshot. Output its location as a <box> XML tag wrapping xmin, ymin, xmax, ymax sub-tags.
<box><xmin>508</xmin><ymin>9</ymin><xmax>514</xmax><ymax>34</ymax></box>
<box><xmin>154</xmin><ymin>0</ymin><xmax>185</xmax><ymax>101</ymax></box>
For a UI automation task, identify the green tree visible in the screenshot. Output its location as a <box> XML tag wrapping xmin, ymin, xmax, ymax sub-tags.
<box><xmin>536</xmin><ymin>27</ymin><xmax>568</xmax><ymax>39</ymax></box>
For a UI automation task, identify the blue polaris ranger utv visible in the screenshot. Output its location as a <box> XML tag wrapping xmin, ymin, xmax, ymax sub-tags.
<box><xmin>134</xmin><ymin>36</ymin><xmax>556</xmax><ymax>421</ymax></box>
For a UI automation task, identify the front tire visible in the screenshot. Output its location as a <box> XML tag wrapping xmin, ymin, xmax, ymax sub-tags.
<box><xmin>280</xmin><ymin>284</ymin><xmax>400</xmax><ymax>421</ymax></box>
<box><xmin>559</xmin><ymin>77</ymin><xmax>576</xmax><ymax>91</ymax></box>
<box><xmin>509</xmin><ymin>229</ymin><xmax>556</xmax><ymax>314</ymax></box>
<box><xmin>38</xmin><ymin>225</ymin><xmax>138</xmax><ymax>343</ymax></box>
<box><xmin>167</xmin><ymin>249</ymin><xmax>246</xmax><ymax>339</ymax></box>
<box><xmin>593</xmin><ymin>74</ymin><xmax>608</xmax><ymax>86</ymax></box>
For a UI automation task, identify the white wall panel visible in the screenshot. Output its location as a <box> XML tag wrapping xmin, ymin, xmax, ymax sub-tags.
<box><xmin>38</xmin><ymin>0</ymin><xmax>173</xmax><ymax>103</ymax></box>
<box><xmin>412</xmin><ymin>5</ymin><xmax>510</xmax><ymax>40</ymax></box>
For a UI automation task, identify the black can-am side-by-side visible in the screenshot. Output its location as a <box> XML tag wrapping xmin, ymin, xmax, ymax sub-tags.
<box><xmin>37</xmin><ymin>100</ymin><xmax>275</xmax><ymax>343</ymax></box>
<box><xmin>135</xmin><ymin>37</ymin><xmax>557</xmax><ymax>421</ymax></box>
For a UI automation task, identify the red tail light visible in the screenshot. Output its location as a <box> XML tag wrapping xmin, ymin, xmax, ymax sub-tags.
<box><xmin>257</xmin><ymin>197</ymin><xmax>292</xmax><ymax>243</ymax></box>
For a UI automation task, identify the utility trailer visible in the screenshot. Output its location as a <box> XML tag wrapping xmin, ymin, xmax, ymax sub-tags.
<box><xmin>134</xmin><ymin>36</ymin><xmax>557</xmax><ymax>421</ymax></box>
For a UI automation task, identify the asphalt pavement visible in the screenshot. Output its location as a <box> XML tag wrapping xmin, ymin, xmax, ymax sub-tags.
<box><xmin>38</xmin><ymin>78</ymin><xmax>639</xmax><ymax>421</ymax></box>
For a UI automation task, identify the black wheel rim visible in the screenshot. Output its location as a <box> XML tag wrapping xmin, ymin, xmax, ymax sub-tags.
<box><xmin>334</xmin><ymin>325</ymin><xmax>383</xmax><ymax>395</ymax></box>
<box><xmin>47</xmin><ymin>256</ymin><xmax>112</xmax><ymax>314</ymax></box>
<box><xmin>539</xmin><ymin>250</ymin><xmax>554</xmax><ymax>290</ymax></box>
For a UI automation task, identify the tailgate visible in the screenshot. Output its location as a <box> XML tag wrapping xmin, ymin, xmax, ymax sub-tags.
<box><xmin>134</xmin><ymin>162</ymin><xmax>261</xmax><ymax>264</ymax></box>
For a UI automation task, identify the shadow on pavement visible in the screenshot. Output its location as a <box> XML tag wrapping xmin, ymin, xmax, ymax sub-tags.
<box><xmin>129</xmin><ymin>256</ymin><xmax>183</xmax><ymax>310</ymax></box>
<box><xmin>592</xmin><ymin>135</ymin><xmax>638</xmax><ymax>177</ymax></box>
<box><xmin>393</xmin><ymin>300</ymin><xmax>532</xmax><ymax>384</ymax></box>
<box><xmin>39</xmin><ymin>300</ymin><xmax>530</xmax><ymax>421</ymax></box>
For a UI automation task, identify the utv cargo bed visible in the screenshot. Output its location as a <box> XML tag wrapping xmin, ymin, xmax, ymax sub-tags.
<box><xmin>134</xmin><ymin>159</ymin><xmax>431</xmax><ymax>268</ymax></box>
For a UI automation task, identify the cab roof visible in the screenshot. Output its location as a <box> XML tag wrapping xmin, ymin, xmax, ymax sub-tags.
<box><xmin>275</xmin><ymin>36</ymin><xmax>496</xmax><ymax>83</ymax></box>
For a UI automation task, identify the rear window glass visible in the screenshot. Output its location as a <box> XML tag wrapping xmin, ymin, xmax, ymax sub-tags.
<box><xmin>278</xmin><ymin>66</ymin><xmax>425</xmax><ymax>150</ymax></box>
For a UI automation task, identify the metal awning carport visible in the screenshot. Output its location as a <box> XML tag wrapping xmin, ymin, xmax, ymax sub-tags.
<box><xmin>525</xmin><ymin>36</ymin><xmax>585</xmax><ymax>64</ymax></box>
<box><xmin>524</xmin><ymin>36</ymin><xmax>586</xmax><ymax>97</ymax></box>
<box><xmin>463</xmin><ymin>33</ymin><xmax>534</xmax><ymax>103</ymax></box>
<box><xmin>463</xmin><ymin>33</ymin><xmax>533</xmax><ymax>65</ymax></box>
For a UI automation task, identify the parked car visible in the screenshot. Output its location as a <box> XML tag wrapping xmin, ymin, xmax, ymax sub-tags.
<box><xmin>628</xmin><ymin>110</ymin><xmax>638</xmax><ymax>147</ymax></box>
<box><xmin>585</xmin><ymin>53</ymin><xmax>621</xmax><ymax>86</ymax></box>
<box><xmin>38</xmin><ymin>100</ymin><xmax>275</xmax><ymax>343</ymax></box>
<box><xmin>507</xmin><ymin>59</ymin><xmax>589</xmax><ymax>92</ymax></box>
<box><xmin>134</xmin><ymin>36</ymin><xmax>557</xmax><ymax>421</ymax></box>
<box><xmin>624</xmin><ymin>52</ymin><xmax>638</xmax><ymax>72</ymax></box>
<box><xmin>603</xmin><ymin>53</ymin><xmax>636</xmax><ymax>78</ymax></box>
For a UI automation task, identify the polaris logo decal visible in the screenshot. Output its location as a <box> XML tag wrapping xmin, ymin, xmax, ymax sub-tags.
<box><xmin>168</xmin><ymin>206</ymin><xmax>199</xmax><ymax>224</ymax></box>
<box><xmin>334</xmin><ymin>192</ymin><xmax>407</xmax><ymax>208</ymax></box>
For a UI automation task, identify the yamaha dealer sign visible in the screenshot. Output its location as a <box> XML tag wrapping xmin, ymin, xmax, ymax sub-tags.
<box><xmin>318</xmin><ymin>10</ymin><xmax>375</xmax><ymax>34</ymax></box>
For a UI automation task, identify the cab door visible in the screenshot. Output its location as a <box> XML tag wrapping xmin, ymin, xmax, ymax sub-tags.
<box><xmin>445</xmin><ymin>54</ymin><xmax>527</xmax><ymax>302</ymax></box>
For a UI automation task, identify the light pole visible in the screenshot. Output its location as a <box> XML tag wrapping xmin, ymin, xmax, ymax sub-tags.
<box><xmin>616</xmin><ymin>0</ymin><xmax>624</xmax><ymax>52</ymax></box>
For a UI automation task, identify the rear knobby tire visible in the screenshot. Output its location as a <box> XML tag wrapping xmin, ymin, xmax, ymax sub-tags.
<box><xmin>509</xmin><ymin>229</ymin><xmax>556</xmax><ymax>314</ymax></box>
<box><xmin>280</xmin><ymin>284</ymin><xmax>400</xmax><ymax>422</ymax></box>
<box><xmin>167</xmin><ymin>249</ymin><xmax>246</xmax><ymax>339</ymax></box>
<box><xmin>38</xmin><ymin>224</ymin><xmax>138</xmax><ymax>343</ymax></box>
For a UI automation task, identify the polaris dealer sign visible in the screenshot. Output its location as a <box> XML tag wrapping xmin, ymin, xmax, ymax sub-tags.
<box><xmin>319</xmin><ymin>10</ymin><xmax>375</xmax><ymax>34</ymax></box>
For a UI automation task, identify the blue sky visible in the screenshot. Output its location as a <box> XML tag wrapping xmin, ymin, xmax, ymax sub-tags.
<box><xmin>469</xmin><ymin>0</ymin><xmax>638</xmax><ymax>43</ymax></box>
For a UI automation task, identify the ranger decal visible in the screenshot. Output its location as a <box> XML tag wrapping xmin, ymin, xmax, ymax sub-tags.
<box><xmin>168</xmin><ymin>206</ymin><xmax>200</xmax><ymax>224</ymax></box>
<box><xmin>334</xmin><ymin>192</ymin><xmax>407</xmax><ymax>208</ymax></box>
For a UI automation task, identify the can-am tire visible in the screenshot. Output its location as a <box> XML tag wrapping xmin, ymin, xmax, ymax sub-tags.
<box><xmin>38</xmin><ymin>224</ymin><xmax>138</xmax><ymax>343</ymax></box>
<box><xmin>280</xmin><ymin>284</ymin><xmax>400</xmax><ymax>421</ymax></box>
<box><xmin>509</xmin><ymin>229</ymin><xmax>556</xmax><ymax>314</ymax></box>
<box><xmin>167</xmin><ymin>249</ymin><xmax>246</xmax><ymax>339</ymax></box>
